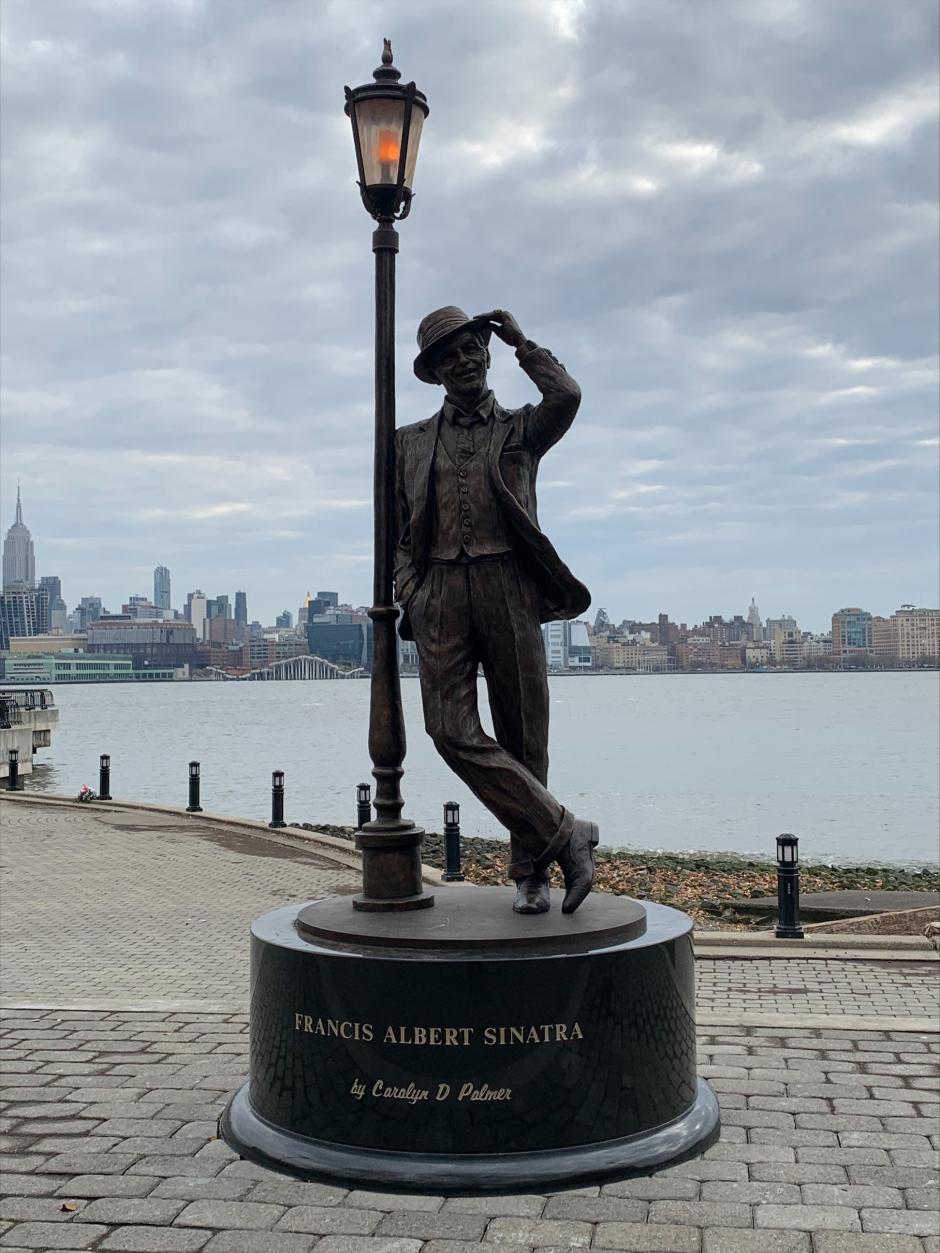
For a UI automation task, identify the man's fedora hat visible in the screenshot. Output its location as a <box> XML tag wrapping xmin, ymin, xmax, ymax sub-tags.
<box><xmin>414</xmin><ymin>306</ymin><xmax>492</xmax><ymax>384</ymax></box>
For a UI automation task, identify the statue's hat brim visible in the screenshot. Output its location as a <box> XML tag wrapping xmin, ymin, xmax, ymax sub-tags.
<box><xmin>413</xmin><ymin>307</ymin><xmax>492</xmax><ymax>384</ymax></box>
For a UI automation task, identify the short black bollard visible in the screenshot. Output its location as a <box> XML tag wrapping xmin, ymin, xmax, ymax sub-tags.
<box><xmin>187</xmin><ymin>760</ymin><xmax>203</xmax><ymax>813</ymax></box>
<box><xmin>99</xmin><ymin>753</ymin><xmax>112</xmax><ymax>801</ymax></box>
<box><xmin>6</xmin><ymin>748</ymin><xmax>20</xmax><ymax>792</ymax></box>
<box><xmin>356</xmin><ymin>782</ymin><xmax>371</xmax><ymax>829</ymax></box>
<box><xmin>270</xmin><ymin>770</ymin><xmax>286</xmax><ymax>829</ymax></box>
<box><xmin>775</xmin><ymin>833</ymin><xmax>804</xmax><ymax>939</ymax></box>
<box><xmin>442</xmin><ymin>800</ymin><xmax>464</xmax><ymax>882</ymax></box>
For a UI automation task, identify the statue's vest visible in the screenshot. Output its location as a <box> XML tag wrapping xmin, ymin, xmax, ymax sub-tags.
<box><xmin>427</xmin><ymin>439</ymin><xmax>511</xmax><ymax>561</ymax></box>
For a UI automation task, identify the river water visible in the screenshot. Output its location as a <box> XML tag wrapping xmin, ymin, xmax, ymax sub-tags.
<box><xmin>24</xmin><ymin>672</ymin><xmax>939</xmax><ymax>865</ymax></box>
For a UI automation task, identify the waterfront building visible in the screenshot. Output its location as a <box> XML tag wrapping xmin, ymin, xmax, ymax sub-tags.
<box><xmin>772</xmin><ymin>627</ymin><xmax>803</xmax><ymax>668</ymax></box>
<box><xmin>234</xmin><ymin>590</ymin><xmax>248</xmax><ymax>626</ymax></box>
<box><xmin>122</xmin><ymin>596</ymin><xmax>164</xmax><ymax>619</ymax></box>
<box><xmin>875</xmin><ymin>606</ymin><xmax>940</xmax><ymax>665</ymax></box>
<box><xmin>674</xmin><ymin>637</ymin><xmax>720</xmax><ymax>669</ymax></box>
<box><xmin>154</xmin><ymin>566</ymin><xmax>171</xmax><ymax>611</ymax></box>
<box><xmin>399</xmin><ymin>634</ymin><xmax>419</xmax><ymax>672</ymax></box>
<box><xmin>87</xmin><ymin>618</ymin><xmax>197</xmax><ymax>670</ymax></box>
<box><xmin>7</xmin><ymin>633</ymin><xmax>86</xmax><ymax>655</ymax></box>
<box><xmin>0</xmin><ymin>586</ymin><xmax>50</xmax><ymax>650</ymax></box>
<box><xmin>4</xmin><ymin>653</ymin><xmax>184</xmax><ymax>683</ymax></box>
<box><xmin>2</xmin><ymin>484</ymin><xmax>35</xmax><ymax>589</ymax></box>
<box><xmin>802</xmin><ymin>634</ymin><xmax>834</xmax><ymax>663</ymax></box>
<box><xmin>543</xmin><ymin>620</ymin><xmax>592</xmax><ymax>670</ymax></box>
<box><xmin>744</xmin><ymin>641</ymin><xmax>772</xmax><ymax>668</ymax></box>
<box><xmin>895</xmin><ymin>606</ymin><xmax>939</xmax><ymax>663</ymax></box>
<box><xmin>831</xmin><ymin>607</ymin><xmax>873</xmax><ymax>663</ymax></box>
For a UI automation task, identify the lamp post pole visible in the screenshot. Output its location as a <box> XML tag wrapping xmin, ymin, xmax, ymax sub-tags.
<box><xmin>346</xmin><ymin>43</ymin><xmax>432</xmax><ymax>912</ymax></box>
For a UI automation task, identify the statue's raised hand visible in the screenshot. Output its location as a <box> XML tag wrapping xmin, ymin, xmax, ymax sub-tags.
<box><xmin>475</xmin><ymin>309</ymin><xmax>526</xmax><ymax>350</ymax></box>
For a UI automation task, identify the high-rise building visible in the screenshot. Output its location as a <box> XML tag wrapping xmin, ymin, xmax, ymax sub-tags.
<box><xmin>234</xmin><ymin>591</ymin><xmax>248</xmax><ymax>626</ymax></box>
<box><xmin>207</xmin><ymin>594</ymin><xmax>231</xmax><ymax>620</ymax></box>
<box><xmin>0</xmin><ymin>586</ymin><xmax>50</xmax><ymax>650</ymax></box>
<box><xmin>542</xmin><ymin>620</ymin><xmax>592</xmax><ymax>669</ymax></box>
<box><xmin>316</xmin><ymin>591</ymin><xmax>339</xmax><ymax>609</ymax></box>
<box><xmin>39</xmin><ymin>575</ymin><xmax>68</xmax><ymax>632</ymax></box>
<box><xmin>2</xmin><ymin>484</ymin><xmax>35</xmax><ymax>589</ymax></box>
<box><xmin>746</xmin><ymin>598</ymin><xmax>762</xmax><ymax>640</ymax></box>
<box><xmin>831</xmin><ymin>607</ymin><xmax>873</xmax><ymax>662</ymax></box>
<box><xmin>275</xmin><ymin>609</ymin><xmax>293</xmax><ymax>630</ymax></box>
<box><xmin>307</xmin><ymin>620</ymin><xmax>371</xmax><ymax>668</ymax></box>
<box><xmin>153</xmin><ymin>566</ymin><xmax>171</xmax><ymax>611</ymax></box>
<box><xmin>188</xmin><ymin>591</ymin><xmax>208</xmax><ymax>641</ymax></box>
<box><xmin>71</xmin><ymin>596</ymin><xmax>104</xmax><ymax>632</ymax></box>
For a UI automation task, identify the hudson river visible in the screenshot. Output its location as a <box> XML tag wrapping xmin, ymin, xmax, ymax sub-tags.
<box><xmin>26</xmin><ymin>672</ymin><xmax>939</xmax><ymax>865</ymax></box>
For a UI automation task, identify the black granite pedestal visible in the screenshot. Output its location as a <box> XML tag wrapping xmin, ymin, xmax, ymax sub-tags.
<box><xmin>221</xmin><ymin>886</ymin><xmax>719</xmax><ymax>1193</ymax></box>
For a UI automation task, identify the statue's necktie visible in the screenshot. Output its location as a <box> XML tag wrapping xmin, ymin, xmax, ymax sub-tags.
<box><xmin>455</xmin><ymin>413</ymin><xmax>481</xmax><ymax>465</ymax></box>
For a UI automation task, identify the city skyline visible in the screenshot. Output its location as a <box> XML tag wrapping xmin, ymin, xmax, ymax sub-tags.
<box><xmin>2</xmin><ymin>2</ymin><xmax>938</xmax><ymax>629</ymax></box>
<box><xmin>2</xmin><ymin>483</ymin><xmax>935</xmax><ymax>638</ymax></box>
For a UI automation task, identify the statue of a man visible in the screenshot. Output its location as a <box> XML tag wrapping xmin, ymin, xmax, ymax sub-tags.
<box><xmin>394</xmin><ymin>306</ymin><xmax>600</xmax><ymax>915</ymax></box>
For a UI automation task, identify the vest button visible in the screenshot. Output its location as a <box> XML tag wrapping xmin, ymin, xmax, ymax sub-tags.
<box><xmin>459</xmin><ymin>470</ymin><xmax>468</xmax><ymax>479</ymax></box>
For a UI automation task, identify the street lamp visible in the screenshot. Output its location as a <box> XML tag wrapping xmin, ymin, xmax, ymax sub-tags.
<box><xmin>344</xmin><ymin>42</ymin><xmax>433</xmax><ymax>913</ymax></box>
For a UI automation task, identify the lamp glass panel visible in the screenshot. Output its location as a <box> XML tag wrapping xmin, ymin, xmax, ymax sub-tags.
<box><xmin>402</xmin><ymin>107</ymin><xmax>424</xmax><ymax>189</ymax></box>
<box><xmin>355</xmin><ymin>97</ymin><xmax>406</xmax><ymax>186</ymax></box>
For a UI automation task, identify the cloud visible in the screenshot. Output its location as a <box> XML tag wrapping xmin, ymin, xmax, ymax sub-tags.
<box><xmin>1</xmin><ymin>0</ymin><xmax>937</xmax><ymax>627</ymax></box>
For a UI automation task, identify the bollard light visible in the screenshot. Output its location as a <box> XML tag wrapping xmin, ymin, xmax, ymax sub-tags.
<box><xmin>99</xmin><ymin>753</ymin><xmax>112</xmax><ymax>801</ymax></box>
<box><xmin>270</xmin><ymin>770</ymin><xmax>287</xmax><ymax>829</ymax></box>
<box><xmin>6</xmin><ymin>748</ymin><xmax>20</xmax><ymax>792</ymax></box>
<box><xmin>442</xmin><ymin>800</ymin><xmax>464</xmax><ymax>883</ymax></box>
<box><xmin>187</xmin><ymin>760</ymin><xmax>203</xmax><ymax>813</ymax></box>
<box><xmin>356</xmin><ymin>782</ymin><xmax>372</xmax><ymax>830</ymax></box>
<box><xmin>775</xmin><ymin>832</ymin><xmax>804</xmax><ymax>939</ymax></box>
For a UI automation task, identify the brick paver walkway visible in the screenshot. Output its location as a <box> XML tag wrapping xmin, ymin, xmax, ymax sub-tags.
<box><xmin>1</xmin><ymin>1011</ymin><xmax>937</xmax><ymax>1252</ymax></box>
<box><xmin>2</xmin><ymin>798</ymin><xmax>938</xmax><ymax>1251</ymax></box>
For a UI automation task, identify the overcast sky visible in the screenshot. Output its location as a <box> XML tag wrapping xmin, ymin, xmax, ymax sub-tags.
<box><xmin>2</xmin><ymin>0</ymin><xmax>937</xmax><ymax>631</ymax></box>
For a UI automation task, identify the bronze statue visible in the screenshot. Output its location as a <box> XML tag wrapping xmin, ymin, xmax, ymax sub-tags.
<box><xmin>394</xmin><ymin>306</ymin><xmax>600</xmax><ymax>915</ymax></box>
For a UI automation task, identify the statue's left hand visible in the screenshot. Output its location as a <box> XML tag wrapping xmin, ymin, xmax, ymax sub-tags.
<box><xmin>475</xmin><ymin>309</ymin><xmax>526</xmax><ymax>350</ymax></box>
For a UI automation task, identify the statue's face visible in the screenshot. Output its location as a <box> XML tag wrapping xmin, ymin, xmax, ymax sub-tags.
<box><xmin>432</xmin><ymin>330</ymin><xmax>489</xmax><ymax>399</ymax></box>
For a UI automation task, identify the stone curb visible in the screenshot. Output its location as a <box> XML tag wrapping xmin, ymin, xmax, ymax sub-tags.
<box><xmin>694</xmin><ymin>944</ymin><xmax>937</xmax><ymax>963</ymax></box>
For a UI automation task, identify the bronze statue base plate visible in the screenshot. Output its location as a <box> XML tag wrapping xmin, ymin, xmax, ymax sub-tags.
<box><xmin>298</xmin><ymin>884</ymin><xmax>647</xmax><ymax>952</ymax></box>
<box><xmin>221</xmin><ymin>888</ymin><xmax>719</xmax><ymax>1194</ymax></box>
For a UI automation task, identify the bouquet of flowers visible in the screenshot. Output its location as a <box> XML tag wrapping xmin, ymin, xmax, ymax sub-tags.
<box><xmin>76</xmin><ymin>784</ymin><xmax>97</xmax><ymax>803</ymax></box>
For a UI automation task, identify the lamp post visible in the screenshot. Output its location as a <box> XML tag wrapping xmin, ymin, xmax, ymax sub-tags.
<box><xmin>345</xmin><ymin>41</ymin><xmax>432</xmax><ymax>913</ymax></box>
<box><xmin>775</xmin><ymin>833</ymin><xmax>804</xmax><ymax>939</ymax></box>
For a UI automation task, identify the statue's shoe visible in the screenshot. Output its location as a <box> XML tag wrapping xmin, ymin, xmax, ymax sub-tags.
<box><xmin>556</xmin><ymin>819</ymin><xmax>599</xmax><ymax>914</ymax></box>
<box><xmin>512</xmin><ymin>875</ymin><xmax>550</xmax><ymax>915</ymax></box>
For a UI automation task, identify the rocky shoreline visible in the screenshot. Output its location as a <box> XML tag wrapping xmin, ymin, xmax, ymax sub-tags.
<box><xmin>293</xmin><ymin>823</ymin><xmax>939</xmax><ymax>928</ymax></box>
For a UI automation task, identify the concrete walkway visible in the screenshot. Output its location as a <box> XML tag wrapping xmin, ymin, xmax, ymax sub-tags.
<box><xmin>2</xmin><ymin>797</ymin><xmax>938</xmax><ymax>1252</ymax></box>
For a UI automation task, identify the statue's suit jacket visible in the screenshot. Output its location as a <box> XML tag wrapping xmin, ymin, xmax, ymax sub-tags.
<box><xmin>394</xmin><ymin>344</ymin><xmax>591</xmax><ymax>642</ymax></box>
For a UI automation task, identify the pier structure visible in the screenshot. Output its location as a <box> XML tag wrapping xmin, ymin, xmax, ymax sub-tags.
<box><xmin>0</xmin><ymin>686</ymin><xmax>58</xmax><ymax>780</ymax></box>
<box><xmin>203</xmin><ymin>655</ymin><xmax>367</xmax><ymax>681</ymax></box>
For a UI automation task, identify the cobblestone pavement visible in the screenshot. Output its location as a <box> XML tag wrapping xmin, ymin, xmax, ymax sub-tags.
<box><xmin>2</xmin><ymin>801</ymin><xmax>937</xmax><ymax>1023</ymax></box>
<box><xmin>0</xmin><ymin>801</ymin><xmax>359</xmax><ymax>1002</ymax></box>
<box><xmin>2</xmin><ymin>799</ymin><xmax>939</xmax><ymax>1250</ymax></box>
<box><xmin>1</xmin><ymin>1011</ymin><xmax>937</xmax><ymax>1252</ymax></box>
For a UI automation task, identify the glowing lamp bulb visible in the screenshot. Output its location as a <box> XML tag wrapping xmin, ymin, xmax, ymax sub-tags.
<box><xmin>377</xmin><ymin>130</ymin><xmax>400</xmax><ymax>163</ymax></box>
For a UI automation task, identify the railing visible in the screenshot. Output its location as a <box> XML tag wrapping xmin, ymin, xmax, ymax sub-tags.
<box><xmin>0</xmin><ymin>699</ymin><xmax>23</xmax><ymax>729</ymax></box>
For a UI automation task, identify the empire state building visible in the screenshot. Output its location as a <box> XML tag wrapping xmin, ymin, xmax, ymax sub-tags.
<box><xmin>2</xmin><ymin>484</ymin><xmax>35</xmax><ymax>588</ymax></box>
